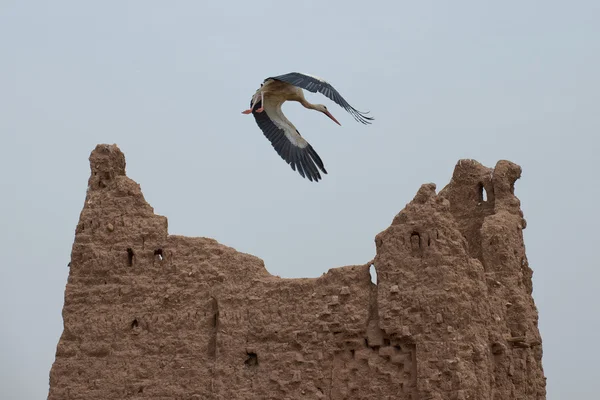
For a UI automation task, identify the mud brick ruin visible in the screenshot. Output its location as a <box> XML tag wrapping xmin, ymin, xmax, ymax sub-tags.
<box><xmin>48</xmin><ymin>144</ymin><xmax>545</xmax><ymax>399</ymax></box>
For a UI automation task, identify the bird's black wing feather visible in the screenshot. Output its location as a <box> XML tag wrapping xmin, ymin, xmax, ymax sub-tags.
<box><xmin>251</xmin><ymin>100</ymin><xmax>327</xmax><ymax>182</ymax></box>
<box><xmin>268</xmin><ymin>72</ymin><xmax>374</xmax><ymax>124</ymax></box>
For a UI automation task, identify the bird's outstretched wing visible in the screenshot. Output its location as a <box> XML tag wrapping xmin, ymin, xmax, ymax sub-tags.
<box><xmin>251</xmin><ymin>99</ymin><xmax>327</xmax><ymax>182</ymax></box>
<box><xmin>268</xmin><ymin>72</ymin><xmax>374</xmax><ymax>124</ymax></box>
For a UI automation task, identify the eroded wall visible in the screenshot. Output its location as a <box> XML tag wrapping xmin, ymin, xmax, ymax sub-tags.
<box><xmin>48</xmin><ymin>145</ymin><xmax>545</xmax><ymax>399</ymax></box>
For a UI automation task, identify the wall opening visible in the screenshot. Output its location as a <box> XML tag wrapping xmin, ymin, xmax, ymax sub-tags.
<box><xmin>127</xmin><ymin>248</ymin><xmax>134</xmax><ymax>266</ymax></box>
<box><xmin>411</xmin><ymin>232</ymin><xmax>421</xmax><ymax>249</ymax></box>
<box><xmin>478</xmin><ymin>183</ymin><xmax>488</xmax><ymax>202</ymax></box>
<box><xmin>245</xmin><ymin>352</ymin><xmax>258</xmax><ymax>367</ymax></box>
<box><xmin>154</xmin><ymin>248</ymin><xmax>164</xmax><ymax>261</ymax></box>
<box><xmin>131</xmin><ymin>318</ymin><xmax>138</xmax><ymax>329</ymax></box>
<box><xmin>211</xmin><ymin>297</ymin><xmax>219</xmax><ymax>329</ymax></box>
<box><xmin>369</xmin><ymin>264</ymin><xmax>378</xmax><ymax>285</ymax></box>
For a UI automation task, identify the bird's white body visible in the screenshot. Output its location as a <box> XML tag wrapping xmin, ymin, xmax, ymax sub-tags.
<box><xmin>253</xmin><ymin>80</ymin><xmax>309</xmax><ymax>146</ymax></box>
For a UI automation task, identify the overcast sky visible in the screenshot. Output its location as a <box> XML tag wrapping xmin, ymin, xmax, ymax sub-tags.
<box><xmin>1</xmin><ymin>1</ymin><xmax>598</xmax><ymax>399</ymax></box>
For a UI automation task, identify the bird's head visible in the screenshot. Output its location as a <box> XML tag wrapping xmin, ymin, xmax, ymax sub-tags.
<box><xmin>315</xmin><ymin>104</ymin><xmax>341</xmax><ymax>126</ymax></box>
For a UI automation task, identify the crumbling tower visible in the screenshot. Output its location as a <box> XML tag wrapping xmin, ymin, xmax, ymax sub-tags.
<box><xmin>48</xmin><ymin>144</ymin><xmax>545</xmax><ymax>399</ymax></box>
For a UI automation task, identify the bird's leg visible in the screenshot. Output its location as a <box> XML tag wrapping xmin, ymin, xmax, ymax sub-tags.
<box><xmin>255</xmin><ymin>92</ymin><xmax>265</xmax><ymax>113</ymax></box>
<box><xmin>241</xmin><ymin>96</ymin><xmax>256</xmax><ymax>114</ymax></box>
<box><xmin>242</xmin><ymin>91</ymin><xmax>262</xmax><ymax>114</ymax></box>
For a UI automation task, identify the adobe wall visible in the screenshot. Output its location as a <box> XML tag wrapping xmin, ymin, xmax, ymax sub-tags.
<box><xmin>48</xmin><ymin>144</ymin><xmax>545</xmax><ymax>399</ymax></box>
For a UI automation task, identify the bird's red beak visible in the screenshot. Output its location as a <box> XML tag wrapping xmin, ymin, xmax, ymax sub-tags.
<box><xmin>324</xmin><ymin>110</ymin><xmax>341</xmax><ymax>126</ymax></box>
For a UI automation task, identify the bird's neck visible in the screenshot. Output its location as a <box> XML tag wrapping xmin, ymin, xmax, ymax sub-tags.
<box><xmin>300</xmin><ymin>99</ymin><xmax>317</xmax><ymax>110</ymax></box>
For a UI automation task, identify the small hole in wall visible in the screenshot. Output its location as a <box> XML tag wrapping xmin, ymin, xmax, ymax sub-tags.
<box><xmin>210</xmin><ymin>297</ymin><xmax>219</xmax><ymax>328</ymax></box>
<box><xmin>478</xmin><ymin>183</ymin><xmax>488</xmax><ymax>202</ymax></box>
<box><xmin>245</xmin><ymin>352</ymin><xmax>258</xmax><ymax>367</ymax></box>
<box><xmin>154</xmin><ymin>248</ymin><xmax>164</xmax><ymax>261</ymax></box>
<box><xmin>127</xmin><ymin>248</ymin><xmax>134</xmax><ymax>266</ymax></box>
<box><xmin>411</xmin><ymin>232</ymin><xmax>421</xmax><ymax>248</ymax></box>
<box><xmin>131</xmin><ymin>319</ymin><xmax>138</xmax><ymax>329</ymax></box>
<box><xmin>369</xmin><ymin>264</ymin><xmax>378</xmax><ymax>285</ymax></box>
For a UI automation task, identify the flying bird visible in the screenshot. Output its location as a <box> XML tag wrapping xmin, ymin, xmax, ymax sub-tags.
<box><xmin>242</xmin><ymin>72</ymin><xmax>373</xmax><ymax>182</ymax></box>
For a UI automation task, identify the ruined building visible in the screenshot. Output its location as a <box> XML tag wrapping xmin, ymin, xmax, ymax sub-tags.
<box><xmin>47</xmin><ymin>144</ymin><xmax>545</xmax><ymax>399</ymax></box>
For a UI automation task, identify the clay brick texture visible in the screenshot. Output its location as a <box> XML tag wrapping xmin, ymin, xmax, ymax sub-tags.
<box><xmin>47</xmin><ymin>144</ymin><xmax>545</xmax><ymax>399</ymax></box>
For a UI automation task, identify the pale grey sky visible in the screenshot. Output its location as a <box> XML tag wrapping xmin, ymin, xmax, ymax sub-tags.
<box><xmin>1</xmin><ymin>1</ymin><xmax>598</xmax><ymax>398</ymax></box>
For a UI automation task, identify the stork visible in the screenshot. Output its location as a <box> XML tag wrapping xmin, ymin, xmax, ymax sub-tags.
<box><xmin>242</xmin><ymin>72</ymin><xmax>373</xmax><ymax>182</ymax></box>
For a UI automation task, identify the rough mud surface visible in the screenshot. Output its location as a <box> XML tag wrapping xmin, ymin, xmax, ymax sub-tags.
<box><xmin>48</xmin><ymin>144</ymin><xmax>545</xmax><ymax>399</ymax></box>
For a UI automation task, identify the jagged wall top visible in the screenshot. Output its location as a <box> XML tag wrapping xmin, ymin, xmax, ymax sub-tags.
<box><xmin>48</xmin><ymin>145</ymin><xmax>545</xmax><ymax>400</ymax></box>
<box><xmin>88</xmin><ymin>144</ymin><xmax>127</xmax><ymax>190</ymax></box>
